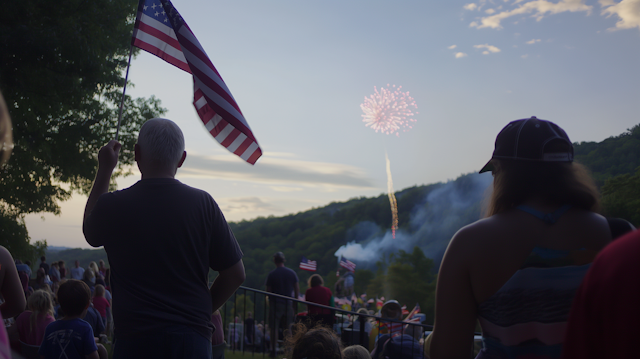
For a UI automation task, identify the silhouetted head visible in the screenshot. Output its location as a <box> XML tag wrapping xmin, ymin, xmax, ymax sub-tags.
<box><xmin>135</xmin><ymin>118</ymin><xmax>186</xmax><ymax>177</ymax></box>
<box><xmin>57</xmin><ymin>280</ymin><xmax>91</xmax><ymax>317</ymax></box>
<box><xmin>285</xmin><ymin>323</ymin><xmax>343</xmax><ymax>359</ymax></box>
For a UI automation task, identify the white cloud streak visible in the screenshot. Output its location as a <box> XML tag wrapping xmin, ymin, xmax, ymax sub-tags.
<box><xmin>455</xmin><ymin>52</ymin><xmax>469</xmax><ymax>58</ymax></box>
<box><xmin>526</xmin><ymin>38</ymin><xmax>542</xmax><ymax>43</ymax></box>
<box><xmin>474</xmin><ymin>44</ymin><xmax>502</xmax><ymax>54</ymax></box>
<box><xmin>177</xmin><ymin>152</ymin><xmax>374</xmax><ymax>190</ymax></box>
<box><xmin>448</xmin><ymin>44</ymin><xmax>458</xmax><ymax>49</ymax></box>
<box><xmin>600</xmin><ymin>0</ymin><xmax>640</xmax><ymax>30</ymax></box>
<box><xmin>470</xmin><ymin>0</ymin><xmax>593</xmax><ymax>29</ymax></box>
<box><xmin>464</xmin><ymin>3</ymin><xmax>479</xmax><ymax>10</ymax></box>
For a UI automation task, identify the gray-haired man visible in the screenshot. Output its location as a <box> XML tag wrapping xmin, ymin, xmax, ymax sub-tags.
<box><xmin>83</xmin><ymin>118</ymin><xmax>245</xmax><ymax>359</ymax></box>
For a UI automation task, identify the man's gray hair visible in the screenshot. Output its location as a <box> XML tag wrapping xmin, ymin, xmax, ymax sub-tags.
<box><xmin>137</xmin><ymin>118</ymin><xmax>185</xmax><ymax>168</ymax></box>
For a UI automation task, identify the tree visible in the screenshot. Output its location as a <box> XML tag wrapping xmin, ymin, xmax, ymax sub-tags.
<box><xmin>366</xmin><ymin>247</ymin><xmax>437</xmax><ymax>323</ymax></box>
<box><xmin>0</xmin><ymin>0</ymin><xmax>166</xmax><ymax>257</ymax></box>
<box><xmin>602</xmin><ymin>167</ymin><xmax>640</xmax><ymax>227</ymax></box>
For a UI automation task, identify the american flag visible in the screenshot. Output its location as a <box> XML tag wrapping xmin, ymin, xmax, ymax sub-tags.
<box><xmin>131</xmin><ymin>0</ymin><xmax>262</xmax><ymax>164</ymax></box>
<box><xmin>340</xmin><ymin>256</ymin><xmax>356</xmax><ymax>272</ymax></box>
<box><xmin>299</xmin><ymin>256</ymin><xmax>317</xmax><ymax>272</ymax></box>
<box><xmin>404</xmin><ymin>303</ymin><xmax>421</xmax><ymax>321</ymax></box>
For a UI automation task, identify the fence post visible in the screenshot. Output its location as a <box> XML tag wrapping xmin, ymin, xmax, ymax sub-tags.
<box><xmin>358</xmin><ymin>314</ymin><xmax>366</xmax><ymax>348</ymax></box>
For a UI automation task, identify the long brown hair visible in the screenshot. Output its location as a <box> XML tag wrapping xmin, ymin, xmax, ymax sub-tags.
<box><xmin>486</xmin><ymin>159</ymin><xmax>600</xmax><ymax>216</ymax></box>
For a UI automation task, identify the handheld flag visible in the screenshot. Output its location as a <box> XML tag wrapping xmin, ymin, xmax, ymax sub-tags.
<box><xmin>340</xmin><ymin>256</ymin><xmax>356</xmax><ymax>272</ymax></box>
<box><xmin>132</xmin><ymin>0</ymin><xmax>262</xmax><ymax>164</ymax></box>
<box><xmin>404</xmin><ymin>303</ymin><xmax>421</xmax><ymax>321</ymax></box>
<box><xmin>299</xmin><ymin>257</ymin><xmax>317</xmax><ymax>272</ymax></box>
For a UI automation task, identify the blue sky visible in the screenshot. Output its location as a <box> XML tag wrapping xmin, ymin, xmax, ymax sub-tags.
<box><xmin>26</xmin><ymin>0</ymin><xmax>640</xmax><ymax>248</ymax></box>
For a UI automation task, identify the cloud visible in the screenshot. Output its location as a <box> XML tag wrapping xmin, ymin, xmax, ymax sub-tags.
<box><xmin>600</xmin><ymin>0</ymin><xmax>640</xmax><ymax>31</ymax></box>
<box><xmin>448</xmin><ymin>44</ymin><xmax>458</xmax><ymax>49</ymax></box>
<box><xmin>219</xmin><ymin>197</ymin><xmax>281</xmax><ymax>214</ymax></box>
<box><xmin>486</xmin><ymin>8</ymin><xmax>497</xmax><ymax>14</ymax></box>
<box><xmin>474</xmin><ymin>44</ymin><xmax>502</xmax><ymax>54</ymax></box>
<box><xmin>177</xmin><ymin>152</ymin><xmax>374</xmax><ymax>190</ymax></box>
<box><xmin>522</xmin><ymin>54</ymin><xmax>530</xmax><ymax>58</ymax></box>
<box><xmin>526</xmin><ymin>38</ymin><xmax>542</xmax><ymax>43</ymax></box>
<box><xmin>455</xmin><ymin>52</ymin><xmax>469</xmax><ymax>58</ymax></box>
<box><xmin>464</xmin><ymin>3</ymin><xmax>479</xmax><ymax>10</ymax></box>
<box><xmin>470</xmin><ymin>0</ymin><xmax>593</xmax><ymax>29</ymax></box>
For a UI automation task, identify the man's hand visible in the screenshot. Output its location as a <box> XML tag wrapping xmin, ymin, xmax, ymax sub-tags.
<box><xmin>83</xmin><ymin>140</ymin><xmax>121</xmax><ymax>246</ymax></box>
<box><xmin>98</xmin><ymin>140</ymin><xmax>121</xmax><ymax>173</ymax></box>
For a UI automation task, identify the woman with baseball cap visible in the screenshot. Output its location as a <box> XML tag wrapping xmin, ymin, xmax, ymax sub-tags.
<box><xmin>428</xmin><ymin>117</ymin><xmax>614</xmax><ymax>359</ymax></box>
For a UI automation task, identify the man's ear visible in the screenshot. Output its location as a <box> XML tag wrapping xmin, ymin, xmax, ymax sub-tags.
<box><xmin>134</xmin><ymin>144</ymin><xmax>140</xmax><ymax>162</ymax></box>
<box><xmin>177</xmin><ymin>151</ymin><xmax>187</xmax><ymax>168</ymax></box>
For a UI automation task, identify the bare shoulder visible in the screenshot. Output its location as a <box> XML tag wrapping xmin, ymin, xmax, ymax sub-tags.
<box><xmin>444</xmin><ymin>217</ymin><xmax>504</xmax><ymax>261</ymax></box>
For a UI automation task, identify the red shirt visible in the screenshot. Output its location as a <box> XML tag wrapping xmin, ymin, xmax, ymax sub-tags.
<box><xmin>16</xmin><ymin>311</ymin><xmax>55</xmax><ymax>346</ymax></box>
<box><xmin>562</xmin><ymin>230</ymin><xmax>640</xmax><ymax>358</ymax></box>
<box><xmin>305</xmin><ymin>286</ymin><xmax>332</xmax><ymax>315</ymax></box>
<box><xmin>92</xmin><ymin>297</ymin><xmax>110</xmax><ymax>318</ymax></box>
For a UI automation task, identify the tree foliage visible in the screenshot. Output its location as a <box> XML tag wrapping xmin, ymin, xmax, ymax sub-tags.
<box><xmin>366</xmin><ymin>247</ymin><xmax>436</xmax><ymax>323</ymax></box>
<box><xmin>574</xmin><ymin>124</ymin><xmax>640</xmax><ymax>187</ymax></box>
<box><xmin>601</xmin><ymin>167</ymin><xmax>640</xmax><ymax>227</ymax></box>
<box><xmin>0</xmin><ymin>0</ymin><xmax>165</xmax><ymax>256</ymax></box>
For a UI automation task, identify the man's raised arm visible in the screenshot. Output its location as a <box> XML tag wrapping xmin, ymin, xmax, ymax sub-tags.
<box><xmin>83</xmin><ymin>140</ymin><xmax>121</xmax><ymax>247</ymax></box>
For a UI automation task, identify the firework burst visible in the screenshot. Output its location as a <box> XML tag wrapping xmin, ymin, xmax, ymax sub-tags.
<box><xmin>361</xmin><ymin>84</ymin><xmax>418</xmax><ymax>136</ymax></box>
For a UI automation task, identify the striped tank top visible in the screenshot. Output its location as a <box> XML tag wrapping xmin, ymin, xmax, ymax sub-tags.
<box><xmin>476</xmin><ymin>205</ymin><xmax>598</xmax><ymax>359</ymax></box>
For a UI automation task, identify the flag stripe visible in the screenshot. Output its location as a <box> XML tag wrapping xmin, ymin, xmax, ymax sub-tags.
<box><xmin>220</xmin><ymin>128</ymin><xmax>241</xmax><ymax>148</ymax></box>
<box><xmin>132</xmin><ymin>36</ymin><xmax>190</xmax><ymax>73</ymax></box>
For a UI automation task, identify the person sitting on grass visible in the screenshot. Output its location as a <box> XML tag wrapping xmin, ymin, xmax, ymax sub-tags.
<box><xmin>39</xmin><ymin>280</ymin><xmax>107</xmax><ymax>359</ymax></box>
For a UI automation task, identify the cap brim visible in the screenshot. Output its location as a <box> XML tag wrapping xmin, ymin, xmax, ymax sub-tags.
<box><xmin>479</xmin><ymin>159</ymin><xmax>493</xmax><ymax>174</ymax></box>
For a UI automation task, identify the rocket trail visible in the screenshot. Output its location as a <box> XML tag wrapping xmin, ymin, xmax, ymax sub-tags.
<box><xmin>386</xmin><ymin>152</ymin><xmax>398</xmax><ymax>239</ymax></box>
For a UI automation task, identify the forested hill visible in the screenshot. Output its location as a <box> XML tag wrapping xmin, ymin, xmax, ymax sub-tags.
<box><xmin>574</xmin><ymin>124</ymin><xmax>640</xmax><ymax>187</ymax></box>
<box><xmin>47</xmin><ymin>123</ymin><xmax>640</xmax><ymax>293</ymax></box>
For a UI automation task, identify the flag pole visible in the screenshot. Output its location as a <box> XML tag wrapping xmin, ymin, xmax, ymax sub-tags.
<box><xmin>115</xmin><ymin>44</ymin><xmax>134</xmax><ymax>142</ymax></box>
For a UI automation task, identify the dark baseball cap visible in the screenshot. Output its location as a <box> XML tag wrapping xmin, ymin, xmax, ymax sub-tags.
<box><xmin>480</xmin><ymin>116</ymin><xmax>573</xmax><ymax>173</ymax></box>
<box><xmin>273</xmin><ymin>252</ymin><xmax>285</xmax><ymax>260</ymax></box>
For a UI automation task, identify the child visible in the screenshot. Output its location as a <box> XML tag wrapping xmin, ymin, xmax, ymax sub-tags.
<box><xmin>15</xmin><ymin>290</ymin><xmax>55</xmax><ymax>346</ymax></box>
<box><xmin>39</xmin><ymin>280</ymin><xmax>99</xmax><ymax>359</ymax></box>
<box><xmin>91</xmin><ymin>285</ymin><xmax>110</xmax><ymax>326</ymax></box>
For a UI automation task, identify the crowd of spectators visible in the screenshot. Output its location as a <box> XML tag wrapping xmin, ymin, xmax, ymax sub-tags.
<box><xmin>4</xmin><ymin>257</ymin><xmax>112</xmax><ymax>358</ymax></box>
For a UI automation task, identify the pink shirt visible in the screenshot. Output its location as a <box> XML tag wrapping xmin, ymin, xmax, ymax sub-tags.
<box><xmin>16</xmin><ymin>310</ymin><xmax>55</xmax><ymax>346</ymax></box>
<box><xmin>92</xmin><ymin>297</ymin><xmax>110</xmax><ymax>318</ymax></box>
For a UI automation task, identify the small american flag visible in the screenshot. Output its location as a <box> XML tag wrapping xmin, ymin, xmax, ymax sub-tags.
<box><xmin>340</xmin><ymin>256</ymin><xmax>356</xmax><ymax>272</ymax></box>
<box><xmin>404</xmin><ymin>303</ymin><xmax>421</xmax><ymax>321</ymax></box>
<box><xmin>299</xmin><ymin>257</ymin><xmax>317</xmax><ymax>272</ymax></box>
<box><xmin>132</xmin><ymin>0</ymin><xmax>261</xmax><ymax>164</ymax></box>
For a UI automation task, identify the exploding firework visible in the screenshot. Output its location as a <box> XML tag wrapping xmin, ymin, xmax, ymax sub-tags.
<box><xmin>386</xmin><ymin>152</ymin><xmax>398</xmax><ymax>239</ymax></box>
<box><xmin>361</xmin><ymin>84</ymin><xmax>418</xmax><ymax>136</ymax></box>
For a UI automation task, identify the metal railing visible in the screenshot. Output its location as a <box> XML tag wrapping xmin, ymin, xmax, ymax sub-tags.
<box><xmin>219</xmin><ymin>286</ymin><xmax>434</xmax><ymax>357</ymax></box>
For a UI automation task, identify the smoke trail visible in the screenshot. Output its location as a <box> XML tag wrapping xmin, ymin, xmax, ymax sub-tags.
<box><xmin>335</xmin><ymin>172</ymin><xmax>493</xmax><ymax>265</ymax></box>
<box><xmin>386</xmin><ymin>152</ymin><xmax>398</xmax><ymax>239</ymax></box>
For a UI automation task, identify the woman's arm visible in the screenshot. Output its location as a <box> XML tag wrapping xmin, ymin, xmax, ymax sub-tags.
<box><xmin>429</xmin><ymin>229</ymin><xmax>479</xmax><ymax>359</ymax></box>
<box><xmin>0</xmin><ymin>246</ymin><xmax>26</xmax><ymax>318</ymax></box>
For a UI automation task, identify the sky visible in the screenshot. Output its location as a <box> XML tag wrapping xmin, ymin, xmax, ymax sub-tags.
<box><xmin>24</xmin><ymin>0</ymin><xmax>640</xmax><ymax>249</ymax></box>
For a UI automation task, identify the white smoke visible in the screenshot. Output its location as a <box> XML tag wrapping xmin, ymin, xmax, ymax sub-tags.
<box><xmin>334</xmin><ymin>173</ymin><xmax>493</xmax><ymax>264</ymax></box>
